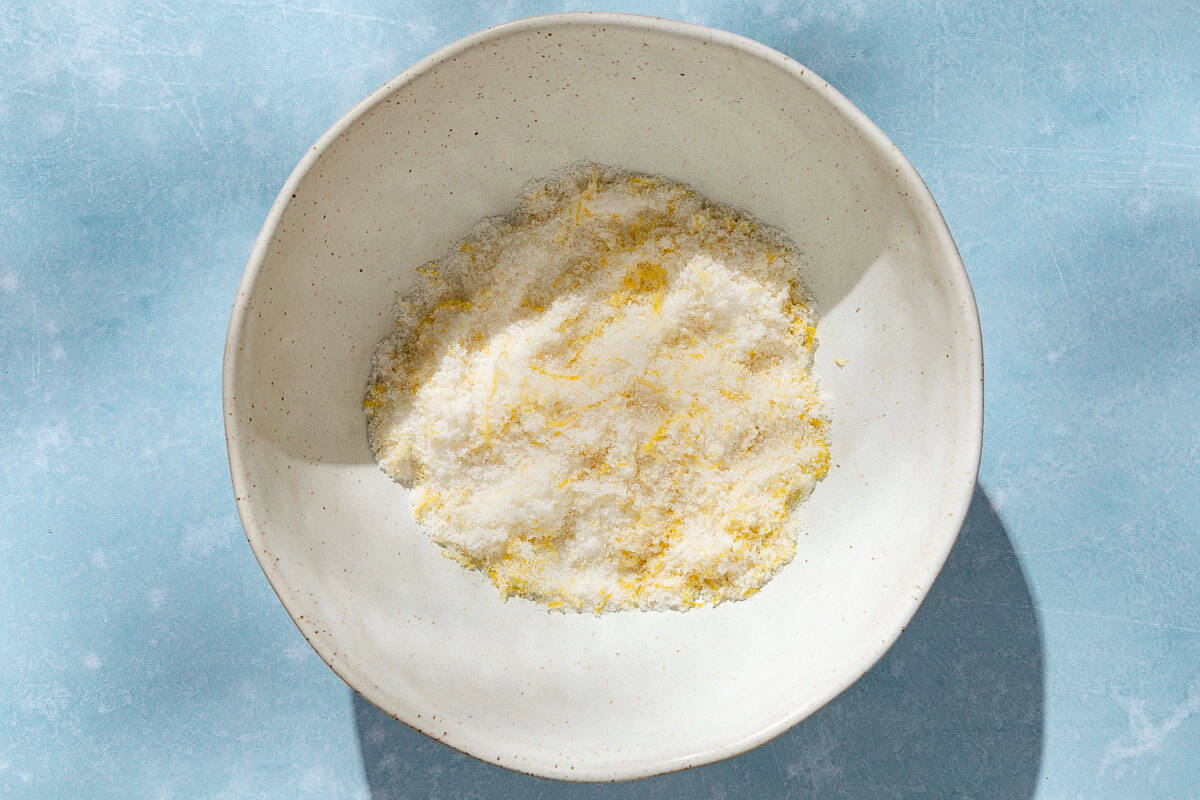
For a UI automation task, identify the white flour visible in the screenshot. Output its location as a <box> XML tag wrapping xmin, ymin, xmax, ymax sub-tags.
<box><xmin>366</xmin><ymin>165</ymin><xmax>829</xmax><ymax>611</ymax></box>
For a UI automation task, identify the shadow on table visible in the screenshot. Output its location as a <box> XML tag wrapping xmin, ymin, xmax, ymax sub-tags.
<box><xmin>352</xmin><ymin>486</ymin><xmax>1043</xmax><ymax>799</ymax></box>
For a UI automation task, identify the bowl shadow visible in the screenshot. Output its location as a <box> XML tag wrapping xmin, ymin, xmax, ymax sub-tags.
<box><xmin>351</xmin><ymin>486</ymin><xmax>1043</xmax><ymax>798</ymax></box>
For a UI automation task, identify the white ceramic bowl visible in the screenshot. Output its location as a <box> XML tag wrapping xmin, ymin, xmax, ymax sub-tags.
<box><xmin>223</xmin><ymin>12</ymin><xmax>982</xmax><ymax>781</ymax></box>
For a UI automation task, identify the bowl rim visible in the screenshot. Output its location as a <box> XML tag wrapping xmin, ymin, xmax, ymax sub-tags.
<box><xmin>223</xmin><ymin>10</ymin><xmax>984</xmax><ymax>782</ymax></box>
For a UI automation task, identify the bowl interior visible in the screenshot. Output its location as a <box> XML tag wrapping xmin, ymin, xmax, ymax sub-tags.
<box><xmin>224</xmin><ymin>14</ymin><xmax>981</xmax><ymax>781</ymax></box>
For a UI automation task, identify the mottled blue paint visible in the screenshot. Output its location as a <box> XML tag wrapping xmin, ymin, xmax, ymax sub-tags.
<box><xmin>1</xmin><ymin>1</ymin><xmax>1197</xmax><ymax>798</ymax></box>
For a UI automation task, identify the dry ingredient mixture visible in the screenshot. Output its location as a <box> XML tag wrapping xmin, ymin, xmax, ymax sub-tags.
<box><xmin>365</xmin><ymin>165</ymin><xmax>830</xmax><ymax>612</ymax></box>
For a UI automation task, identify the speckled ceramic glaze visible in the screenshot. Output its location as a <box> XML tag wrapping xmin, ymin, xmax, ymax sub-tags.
<box><xmin>223</xmin><ymin>12</ymin><xmax>982</xmax><ymax>781</ymax></box>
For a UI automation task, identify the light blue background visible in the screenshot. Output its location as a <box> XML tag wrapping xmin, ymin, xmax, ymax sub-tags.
<box><xmin>2</xmin><ymin>1</ymin><xmax>1197</xmax><ymax>798</ymax></box>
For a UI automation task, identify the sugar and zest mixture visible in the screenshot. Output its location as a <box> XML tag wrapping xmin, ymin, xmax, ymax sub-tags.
<box><xmin>365</xmin><ymin>165</ymin><xmax>830</xmax><ymax>612</ymax></box>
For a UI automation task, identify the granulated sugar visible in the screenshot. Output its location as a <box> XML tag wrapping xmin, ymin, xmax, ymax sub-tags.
<box><xmin>365</xmin><ymin>165</ymin><xmax>829</xmax><ymax>611</ymax></box>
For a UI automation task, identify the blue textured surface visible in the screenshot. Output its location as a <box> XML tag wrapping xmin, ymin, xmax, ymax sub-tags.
<box><xmin>2</xmin><ymin>1</ymin><xmax>1197</xmax><ymax>797</ymax></box>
